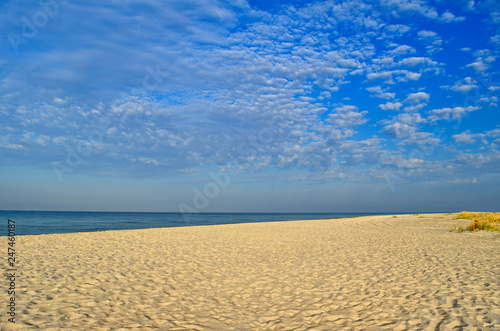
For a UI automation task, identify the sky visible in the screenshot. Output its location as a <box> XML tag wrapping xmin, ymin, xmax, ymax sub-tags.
<box><xmin>0</xmin><ymin>0</ymin><xmax>499</xmax><ymax>213</ymax></box>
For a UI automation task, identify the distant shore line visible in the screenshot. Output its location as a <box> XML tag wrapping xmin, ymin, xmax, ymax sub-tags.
<box><xmin>2</xmin><ymin>212</ymin><xmax>462</xmax><ymax>237</ymax></box>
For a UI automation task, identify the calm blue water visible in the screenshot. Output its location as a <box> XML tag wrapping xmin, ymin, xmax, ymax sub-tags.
<box><xmin>1</xmin><ymin>210</ymin><xmax>394</xmax><ymax>236</ymax></box>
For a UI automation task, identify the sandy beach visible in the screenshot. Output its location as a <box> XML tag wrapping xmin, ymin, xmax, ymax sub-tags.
<box><xmin>2</xmin><ymin>213</ymin><xmax>500</xmax><ymax>330</ymax></box>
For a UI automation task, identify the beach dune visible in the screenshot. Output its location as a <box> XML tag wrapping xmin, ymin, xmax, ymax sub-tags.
<box><xmin>2</xmin><ymin>213</ymin><xmax>500</xmax><ymax>330</ymax></box>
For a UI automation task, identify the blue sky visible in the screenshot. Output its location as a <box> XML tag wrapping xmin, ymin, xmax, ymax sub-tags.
<box><xmin>1</xmin><ymin>0</ymin><xmax>499</xmax><ymax>212</ymax></box>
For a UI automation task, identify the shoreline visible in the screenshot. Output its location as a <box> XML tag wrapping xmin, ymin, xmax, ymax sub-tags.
<box><xmin>8</xmin><ymin>212</ymin><xmax>459</xmax><ymax>237</ymax></box>
<box><xmin>3</xmin><ymin>213</ymin><xmax>499</xmax><ymax>330</ymax></box>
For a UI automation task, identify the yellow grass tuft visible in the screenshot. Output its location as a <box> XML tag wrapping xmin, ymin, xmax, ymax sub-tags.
<box><xmin>453</xmin><ymin>211</ymin><xmax>500</xmax><ymax>232</ymax></box>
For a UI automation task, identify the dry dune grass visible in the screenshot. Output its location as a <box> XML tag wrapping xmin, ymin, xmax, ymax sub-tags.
<box><xmin>453</xmin><ymin>211</ymin><xmax>500</xmax><ymax>232</ymax></box>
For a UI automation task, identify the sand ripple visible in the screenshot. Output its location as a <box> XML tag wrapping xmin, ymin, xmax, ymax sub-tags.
<box><xmin>2</xmin><ymin>213</ymin><xmax>499</xmax><ymax>330</ymax></box>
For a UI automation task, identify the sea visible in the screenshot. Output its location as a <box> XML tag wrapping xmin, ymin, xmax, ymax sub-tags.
<box><xmin>1</xmin><ymin>210</ymin><xmax>396</xmax><ymax>236</ymax></box>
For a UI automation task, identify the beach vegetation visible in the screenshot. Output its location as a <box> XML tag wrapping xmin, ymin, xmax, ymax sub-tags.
<box><xmin>450</xmin><ymin>225</ymin><xmax>466</xmax><ymax>233</ymax></box>
<box><xmin>453</xmin><ymin>211</ymin><xmax>500</xmax><ymax>232</ymax></box>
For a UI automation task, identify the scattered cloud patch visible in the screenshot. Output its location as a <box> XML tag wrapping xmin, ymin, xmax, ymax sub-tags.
<box><xmin>366</xmin><ymin>86</ymin><xmax>396</xmax><ymax>99</ymax></box>
<box><xmin>397</xmin><ymin>57</ymin><xmax>437</xmax><ymax>67</ymax></box>
<box><xmin>379</xmin><ymin>102</ymin><xmax>403</xmax><ymax>111</ymax></box>
<box><xmin>380</xmin><ymin>113</ymin><xmax>426</xmax><ymax>140</ymax></box>
<box><xmin>417</xmin><ymin>30</ymin><xmax>438</xmax><ymax>39</ymax></box>
<box><xmin>466</xmin><ymin>60</ymin><xmax>490</xmax><ymax>72</ymax></box>
<box><xmin>428</xmin><ymin>106</ymin><xmax>480</xmax><ymax>122</ymax></box>
<box><xmin>327</xmin><ymin>105</ymin><xmax>368</xmax><ymax>128</ymax></box>
<box><xmin>404</xmin><ymin>92</ymin><xmax>430</xmax><ymax>104</ymax></box>
<box><xmin>437</xmin><ymin>11</ymin><xmax>465</xmax><ymax>23</ymax></box>
<box><xmin>449</xmin><ymin>77</ymin><xmax>478</xmax><ymax>93</ymax></box>
<box><xmin>452</xmin><ymin>131</ymin><xmax>481</xmax><ymax>144</ymax></box>
<box><xmin>388</xmin><ymin>44</ymin><xmax>416</xmax><ymax>55</ymax></box>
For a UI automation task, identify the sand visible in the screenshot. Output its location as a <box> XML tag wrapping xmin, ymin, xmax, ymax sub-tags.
<box><xmin>2</xmin><ymin>213</ymin><xmax>500</xmax><ymax>330</ymax></box>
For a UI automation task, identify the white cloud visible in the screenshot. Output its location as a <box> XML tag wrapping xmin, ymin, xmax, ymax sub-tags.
<box><xmin>397</xmin><ymin>57</ymin><xmax>437</xmax><ymax>67</ymax></box>
<box><xmin>366</xmin><ymin>70</ymin><xmax>421</xmax><ymax>84</ymax></box>
<box><xmin>401</xmin><ymin>132</ymin><xmax>439</xmax><ymax>147</ymax></box>
<box><xmin>366</xmin><ymin>86</ymin><xmax>383</xmax><ymax>94</ymax></box>
<box><xmin>486</xmin><ymin>129</ymin><xmax>500</xmax><ymax>138</ymax></box>
<box><xmin>438</xmin><ymin>11</ymin><xmax>465</xmax><ymax>23</ymax></box>
<box><xmin>451</xmin><ymin>85</ymin><xmax>475</xmax><ymax>93</ymax></box>
<box><xmin>452</xmin><ymin>131</ymin><xmax>482</xmax><ymax>144</ymax></box>
<box><xmin>383</xmin><ymin>24</ymin><xmax>411</xmax><ymax>36</ymax></box>
<box><xmin>404</xmin><ymin>92</ymin><xmax>430</xmax><ymax>104</ymax></box>
<box><xmin>34</xmin><ymin>135</ymin><xmax>51</xmax><ymax>147</ymax></box>
<box><xmin>405</xmin><ymin>72</ymin><xmax>422</xmax><ymax>80</ymax></box>
<box><xmin>478</xmin><ymin>96</ymin><xmax>498</xmax><ymax>105</ymax></box>
<box><xmin>53</xmin><ymin>97</ymin><xmax>67</xmax><ymax>105</ymax></box>
<box><xmin>337</xmin><ymin>58</ymin><xmax>358</xmax><ymax>68</ymax></box>
<box><xmin>484</xmin><ymin>56</ymin><xmax>496</xmax><ymax>63</ymax></box>
<box><xmin>366</xmin><ymin>86</ymin><xmax>395</xmax><ymax>99</ymax></box>
<box><xmin>379</xmin><ymin>102</ymin><xmax>403</xmax><ymax>111</ymax></box>
<box><xmin>472</xmin><ymin>49</ymin><xmax>491</xmax><ymax>57</ymax></box>
<box><xmin>418</xmin><ymin>30</ymin><xmax>438</xmax><ymax>39</ymax></box>
<box><xmin>402</xmin><ymin>103</ymin><xmax>426</xmax><ymax>112</ymax></box>
<box><xmin>327</xmin><ymin>105</ymin><xmax>368</xmax><ymax>128</ymax></box>
<box><xmin>379</xmin><ymin>92</ymin><xmax>396</xmax><ymax>99</ymax></box>
<box><xmin>380</xmin><ymin>113</ymin><xmax>426</xmax><ymax>139</ymax></box>
<box><xmin>491</xmin><ymin>35</ymin><xmax>500</xmax><ymax>45</ymax></box>
<box><xmin>1</xmin><ymin>0</ymin><xmax>498</xmax><ymax>187</ymax></box>
<box><xmin>466</xmin><ymin>60</ymin><xmax>490</xmax><ymax>72</ymax></box>
<box><xmin>417</xmin><ymin>30</ymin><xmax>443</xmax><ymax>54</ymax></box>
<box><xmin>452</xmin><ymin>129</ymin><xmax>500</xmax><ymax>151</ymax></box>
<box><xmin>489</xmin><ymin>11</ymin><xmax>500</xmax><ymax>24</ymax></box>
<box><xmin>374</xmin><ymin>56</ymin><xmax>395</xmax><ymax>68</ymax></box>
<box><xmin>448</xmin><ymin>77</ymin><xmax>478</xmax><ymax>93</ymax></box>
<box><xmin>428</xmin><ymin>106</ymin><xmax>480</xmax><ymax>122</ymax></box>
<box><xmin>136</xmin><ymin>157</ymin><xmax>161</xmax><ymax>166</ymax></box>
<box><xmin>465</xmin><ymin>50</ymin><xmax>494</xmax><ymax>72</ymax></box>
<box><xmin>388</xmin><ymin>45</ymin><xmax>416</xmax><ymax>55</ymax></box>
<box><xmin>367</xmin><ymin>71</ymin><xmax>393</xmax><ymax>81</ymax></box>
<box><xmin>387</xmin><ymin>0</ymin><xmax>438</xmax><ymax>19</ymax></box>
